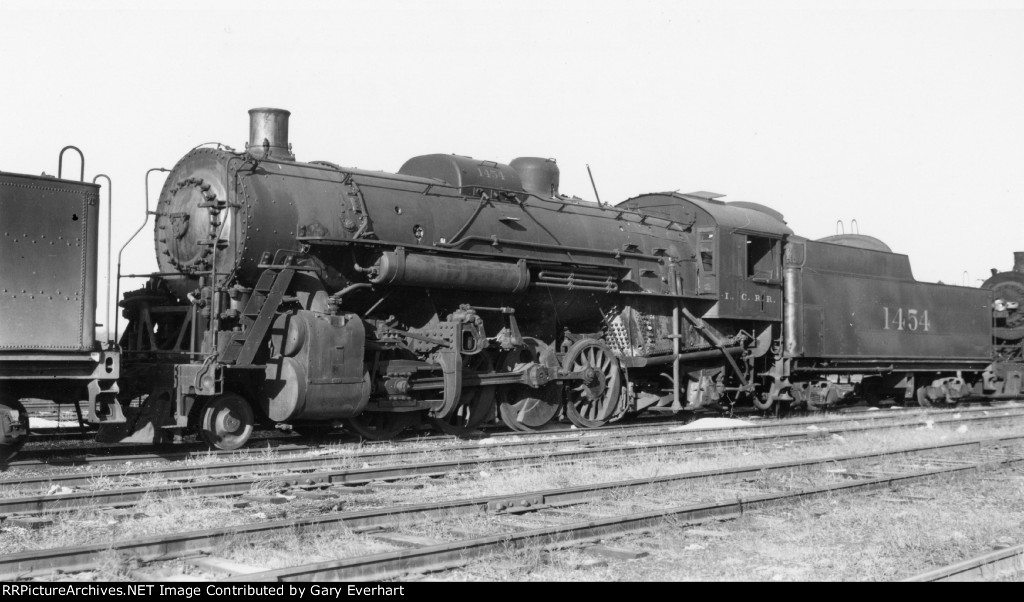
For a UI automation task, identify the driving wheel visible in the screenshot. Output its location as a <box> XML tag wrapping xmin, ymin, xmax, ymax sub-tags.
<box><xmin>497</xmin><ymin>338</ymin><xmax>561</xmax><ymax>432</ymax></box>
<box><xmin>562</xmin><ymin>338</ymin><xmax>622</xmax><ymax>429</ymax></box>
<box><xmin>431</xmin><ymin>351</ymin><xmax>497</xmax><ymax>437</ymax></box>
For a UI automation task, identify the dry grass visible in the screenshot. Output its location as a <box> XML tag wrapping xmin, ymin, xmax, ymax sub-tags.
<box><xmin>206</xmin><ymin>420</ymin><xmax>1024</xmax><ymax>576</ymax></box>
<box><xmin>2</xmin><ymin>413</ymin><xmax>1024</xmax><ymax>581</ymax></box>
<box><xmin>439</xmin><ymin>465</ymin><xmax>1024</xmax><ymax>581</ymax></box>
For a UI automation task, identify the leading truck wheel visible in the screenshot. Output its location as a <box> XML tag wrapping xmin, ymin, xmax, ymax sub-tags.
<box><xmin>563</xmin><ymin>339</ymin><xmax>622</xmax><ymax>429</ymax></box>
<box><xmin>199</xmin><ymin>393</ymin><xmax>254</xmax><ymax>450</ymax></box>
<box><xmin>0</xmin><ymin>398</ymin><xmax>30</xmax><ymax>463</ymax></box>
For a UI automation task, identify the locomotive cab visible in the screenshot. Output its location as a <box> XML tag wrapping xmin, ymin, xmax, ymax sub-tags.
<box><xmin>621</xmin><ymin>191</ymin><xmax>792</xmax><ymax>320</ymax></box>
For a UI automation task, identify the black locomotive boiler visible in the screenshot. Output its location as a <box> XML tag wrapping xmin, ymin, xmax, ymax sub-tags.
<box><xmin>2</xmin><ymin>107</ymin><xmax>1023</xmax><ymax>457</ymax></box>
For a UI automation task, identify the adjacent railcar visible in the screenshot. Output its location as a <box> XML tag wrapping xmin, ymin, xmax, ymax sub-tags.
<box><xmin>0</xmin><ymin>154</ymin><xmax>122</xmax><ymax>458</ymax></box>
<box><xmin>983</xmin><ymin>252</ymin><xmax>1024</xmax><ymax>352</ymax></box>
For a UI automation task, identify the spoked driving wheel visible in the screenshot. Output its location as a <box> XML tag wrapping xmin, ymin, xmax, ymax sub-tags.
<box><xmin>497</xmin><ymin>337</ymin><xmax>561</xmax><ymax>432</ymax></box>
<box><xmin>199</xmin><ymin>393</ymin><xmax>255</xmax><ymax>450</ymax></box>
<box><xmin>0</xmin><ymin>397</ymin><xmax>30</xmax><ymax>463</ymax></box>
<box><xmin>431</xmin><ymin>352</ymin><xmax>497</xmax><ymax>437</ymax></box>
<box><xmin>343</xmin><ymin>411</ymin><xmax>418</xmax><ymax>441</ymax></box>
<box><xmin>497</xmin><ymin>385</ymin><xmax>561</xmax><ymax>432</ymax></box>
<box><xmin>563</xmin><ymin>338</ymin><xmax>622</xmax><ymax>429</ymax></box>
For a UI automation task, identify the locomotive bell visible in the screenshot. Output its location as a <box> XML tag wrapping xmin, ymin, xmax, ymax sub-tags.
<box><xmin>247</xmin><ymin>107</ymin><xmax>295</xmax><ymax>161</ymax></box>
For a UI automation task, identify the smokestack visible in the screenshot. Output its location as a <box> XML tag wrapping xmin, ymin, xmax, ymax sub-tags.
<box><xmin>247</xmin><ymin>108</ymin><xmax>294</xmax><ymax>161</ymax></box>
<box><xmin>1014</xmin><ymin>252</ymin><xmax>1024</xmax><ymax>274</ymax></box>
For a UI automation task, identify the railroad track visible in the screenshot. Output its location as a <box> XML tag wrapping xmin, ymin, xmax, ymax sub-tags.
<box><xmin>10</xmin><ymin>412</ymin><xmax>677</xmax><ymax>460</ymax></box>
<box><xmin>3</xmin><ymin>432</ymin><xmax>1022</xmax><ymax>580</ymax></box>
<box><xmin>12</xmin><ymin>403</ymin><xmax>1011</xmax><ymax>466</ymax></box>
<box><xmin>1</xmin><ymin>407</ymin><xmax>1021</xmax><ymax>516</ymax></box>
<box><xmin>902</xmin><ymin>543</ymin><xmax>1024</xmax><ymax>581</ymax></box>
<box><xmin>6</xmin><ymin>404</ymin><xmax>1011</xmax><ymax>472</ymax></box>
<box><xmin>15</xmin><ymin>405</ymin><xmax>685</xmax><ymax>452</ymax></box>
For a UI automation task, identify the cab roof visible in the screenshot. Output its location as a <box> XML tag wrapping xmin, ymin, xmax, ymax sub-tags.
<box><xmin>620</xmin><ymin>191</ymin><xmax>793</xmax><ymax>237</ymax></box>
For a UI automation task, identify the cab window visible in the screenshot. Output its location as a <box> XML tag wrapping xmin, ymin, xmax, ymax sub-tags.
<box><xmin>698</xmin><ymin>229</ymin><xmax>715</xmax><ymax>274</ymax></box>
<box><xmin>746</xmin><ymin>235</ymin><xmax>778</xmax><ymax>280</ymax></box>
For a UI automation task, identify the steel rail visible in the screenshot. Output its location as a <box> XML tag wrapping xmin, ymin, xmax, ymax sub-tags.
<box><xmin>15</xmin><ymin>403</ymin><xmax>1009</xmax><ymax>468</ymax></box>
<box><xmin>8</xmin><ymin>418</ymin><xmax>683</xmax><ymax>467</ymax></box>
<box><xmin>14</xmin><ymin>411</ymin><xmax>679</xmax><ymax>461</ymax></box>
<box><xmin>9</xmin><ymin>404</ymin><xmax>1016</xmax><ymax>475</ymax></box>
<box><xmin>4</xmin><ymin>409</ymin><xmax>1019</xmax><ymax>507</ymax></box>
<box><xmin>9</xmin><ymin>439</ymin><xmax>307</xmax><ymax>467</ymax></box>
<box><xmin>16</xmin><ymin>429</ymin><xmax>97</xmax><ymax>443</ymax></box>
<box><xmin>6</xmin><ymin>411</ymin><xmax>736</xmax><ymax>462</ymax></box>
<box><xmin>4</xmin><ymin>434</ymin><xmax>1022</xmax><ymax>580</ymax></box>
<box><xmin>901</xmin><ymin>543</ymin><xmax>1024</xmax><ymax>582</ymax></box>
<box><xmin>11</xmin><ymin>399</ymin><xmax>841</xmax><ymax>449</ymax></box>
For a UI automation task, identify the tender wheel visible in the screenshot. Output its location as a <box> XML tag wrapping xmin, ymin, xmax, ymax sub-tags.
<box><xmin>804</xmin><ymin>383</ymin><xmax>839</xmax><ymax>412</ymax></box>
<box><xmin>431</xmin><ymin>352</ymin><xmax>497</xmax><ymax>437</ymax></box>
<box><xmin>0</xmin><ymin>398</ymin><xmax>30</xmax><ymax>463</ymax></box>
<box><xmin>562</xmin><ymin>338</ymin><xmax>622</xmax><ymax>429</ymax></box>
<box><xmin>916</xmin><ymin>386</ymin><xmax>935</xmax><ymax>408</ymax></box>
<box><xmin>497</xmin><ymin>338</ymin><xmax>561</xmax><ymax>432</ymax></box>
<box><xmin>199</xmin><ymin>393</ymin><xmax>254</xmax><ymax>450</ymax></box>
<box><xmin>916</xmin><ymin>386</ymin><xmax>956</xmax><ymax>408</ymax></box>
<box><xmin>343</xmin><ymin>411</ymin><xmax>418</xmax><ymax>441</ymax></box>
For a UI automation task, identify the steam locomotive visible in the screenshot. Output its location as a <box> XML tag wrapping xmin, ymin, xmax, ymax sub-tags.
<box><xmin>2</xmin><ymin>108</ymin><xmax>1022</xmax><ymax>457</ymax></box>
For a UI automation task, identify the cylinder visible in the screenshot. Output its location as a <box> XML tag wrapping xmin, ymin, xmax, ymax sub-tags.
<box><xmin>510</xmin><ymin>157</ymin><xmax>559</xmax><ymax>198</ymax></box>
<box><xmin>247</xmin><ymin>107</ymin><xmax>294</xmax><ymax>161</ymax></box>
<box><xmin>371</xmin><ymin>251</ymin><xmax>529</xmax><ymax>293</ymax></box>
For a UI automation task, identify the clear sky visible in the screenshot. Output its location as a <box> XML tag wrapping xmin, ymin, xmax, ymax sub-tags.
<box><xmin>2</xmin><ymin>0</ymin><xmax>1022</xmax><ymax>333</ymax></box>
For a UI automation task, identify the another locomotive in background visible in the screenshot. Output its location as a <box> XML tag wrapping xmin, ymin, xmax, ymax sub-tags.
<box><xmin>2</xmin><ymin>108</ymin><xmax>1022</xmax><ymax>457</ymax></box>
